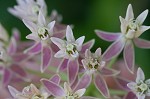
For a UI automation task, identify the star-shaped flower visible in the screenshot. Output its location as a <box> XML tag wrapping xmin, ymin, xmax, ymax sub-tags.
<box><xmin>95</xmin><ymin>4</ymin><xmax>150</xmax><ymax>73</ymax></box>
<box><xmin>127</xmin><ymin>67</ymin><xmax>150</xmax><ymax>99</ymax></box>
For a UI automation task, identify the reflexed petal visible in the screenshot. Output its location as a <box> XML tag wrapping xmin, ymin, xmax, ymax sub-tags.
<box><xmin>68</xmin><ymin>60</ymin><xmax>79</xmax><ymax>84</ymax></box>
<box><xmin>94</xmin><ymin>48</ymin><xmax>101</xmax><ymax>58</ymax></box>
<box><xmin>123</xmin><ymin>92</ymin><xmax>137</xmax><ymax>99</ymax></box>
<box><xmin>38</xmin><ymin>11</ymin><xmax>46</xmax><ymax>26</ymax></box>
<box><xmin>3</xmin><ymin>68</ymin><xmax>12</xmax><ymax>86</ymax></box>
<box><xmin>136</xmin><ymin>67</ymin><xmax>145</xmax><ymax>83</ymax></box>
<box><xmin>50</xmin><ymin>74</ymin><xmax>61</xmax><ymax>84</ymax></box>
<box><xmin>41</xmin><ymin>46</ymin><xmax>52</xmax><ymax>73</ymax></box>
<box><xmin>74</xmin><ymin>73</ymin><xmax>92</xmax><ymax>91</ymax></box>
<box><xmin>48</xmin><ymin>21</ymin><xmax>55</xmax><ymax>36</ymax></box>
<box><xmin>127</xmin><ymin>82</ymin><xmax>136</xmax><ymax>90</ymax></box>
<box><xmin>74</xmin><ymin>88</ymin><xmax>86</xmax><ymax>98</ymax></box>
<box><xmin>10</xmin><ymin>64</ymin><xmax>29</xmax><ymax>81</ymax></box>
<box><xmin>54</xmin><ymin>50</ymin><xmax>66</xmax><ymax>58</ymax></box>
<box><xmin>8</xmin><ymin>37</ymin><xmax>17</xmax><ymax>55</ymax></box>
<box><xmin>115</xmin><ymin>77</ymin><xmax>130</xmax><ymax>91</ymax></box>
<box><xmin>95</xmin><ymin>30</ymin><xmax>121</xmax><ymax>41</ymax></box>
<box><xmin>136</xmin><ymin>10</ymin><xmax>148</xmax><ymax>25</ymax></box>
<box><xmin>134</xmin><ymin>38</ymin><xmax>150</xmax><ymax>49</ymax></box>
<box><xmin>102</xmin><ymin>38</ymin><xmax>126</xmax><ymax>61</ymax></box>
<box><xmin>81</xmin><ymin>39</ymin><xmax>95</xmax><ymax>54</ymax></box>
<box><xmin>41</xmin><ymin>79</ymin><xmax>65</xmax><ymax>97</ymax></box>
<box><xmin>23</xmin><ymin>19</ymin><xmax>37</xmax><ymax>32</ymax></box>
<box><xmin>100</xmin><ymin>67</ymin><xmax>120</xmax><ymax>76</ymax></box>
<box><xmin>135</xmin><ymin>26</ymin><xmax>150</xmax><ymax>38</ymax></box>
<box><xmin>123</xmin><ymin>40</ymin><xmax>135</xmax><ymax>73</ymax></box>
<box><xmin>94</xmin><ymin>74</ymin><xmax>110</xmax><ymax>98</ymax></box>
<box><xmin>125</xmin><ymin>4</ymin><xmax>134</xmax><ymax>21</ymax></box>
<box><xmin>8</xmin><ymin>85</ymin><xmax>20</xmax><ymax>97</ymax></box>
<box><xmin>75</xmin><ymin>36</ymin><xmax>85</xmax><ymax>51</ymax></box>
<box><xmin>51</xmin><ymin>37</ymin><xmax>66</xmax><ymax>49</ymax></box>
<box><xmin>24</xmin><ymin>42</ymin><xmax>42</xmax><ymax>54</ymax></box>
<box><xmin>66</xmin><ymin>25</ymin><xmax>75</xmax><ymax>42</ymax></box>
<box><xmin>57</xmin><ymin>59</ymin><xmax>68</xmax><ymax>72</ymax></box>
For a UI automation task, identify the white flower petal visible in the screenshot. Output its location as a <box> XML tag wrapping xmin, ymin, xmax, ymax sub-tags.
<box><xmin>74</xmin><ymin>88</ymin><xmax>86</xmax><ymax>98</ymax></box>
<box><xmin>47</xmin><ymin>21</ymin><xmax>55</xmax><ymax>36</ymax></box>
<box><xmin>135</xmin><ymin>26</ymin><xmax>150</xmax><ymax>38</ymax></box>
<box><xmin>64</xmin><ymin>82</ymin><xmax>72</xmax><ymax>94</ymax></box>
<box><xmin>119</xmin><ymin>16</ymin><xmax>128</xmax><ymax>34</ymax></box>
<box><xmin>136</xmin><ymin>67</ymin><xmax>145</xmax><ymax>83</ymax></box>
<box><xmin>75</xmin><ymin>36</ymin><xmax>85</xmax><ymax>51</ymax></box>
<box><xmin>51</xmin><ymin>37</ymin><xmax>66</xmax><ymax>49</ymax></box>
<box><xmin>125</xmin><ymin>4</ymin><xmax>134</xmax><ymax>21</ymax></box>
<box><xmin>136</xmin><ymin>9</ymin><xmax>148</xmax><ymax>25</ymax></box>
<box><xmin>54</xmin><ymin>50</ymin><xmax>66</xmax><ymax>58</ymax></box>
<box><xmin>38</xmin><ymin>10</ymin><xmax>46</xmax><ymax>26</ymax></box>
<box><xmin>127</xmin><ymin>82</ymin><xmax>137</xmax><ymax>90</ymax></box>
<box><xmin>66</xmin><ymin>25</ymin><xmax>75</xmax><ymax>42</ymax></box>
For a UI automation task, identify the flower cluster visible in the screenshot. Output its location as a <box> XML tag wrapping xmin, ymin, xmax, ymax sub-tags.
<box><xmin>0</xmin><ymin>1</ymin><xmax>150</xmax><ymax>99</ymax></box>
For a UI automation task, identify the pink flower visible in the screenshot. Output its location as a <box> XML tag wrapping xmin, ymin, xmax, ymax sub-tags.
<box><xmin>95</xmin><ymin>4</ymin><xmax>150</xmax><ymax>73</ymax></box>
<box><xmin>74</xmin><ymin>48</ymin><xmax>120</xmax><ymax>98</ymax></box>
<box><xmin>127</xmin><ymin>67</ymin><xmax>150</xmax><ymax>99</ymax></box>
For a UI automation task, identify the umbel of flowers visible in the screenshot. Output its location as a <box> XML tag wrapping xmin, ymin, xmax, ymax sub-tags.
<box><xmin>0</xmin><ymin>0</ymin><xmax>150</xmax><ymax>99</ymax></box>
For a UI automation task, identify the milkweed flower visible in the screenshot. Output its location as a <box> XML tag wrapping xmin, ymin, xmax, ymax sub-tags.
<box><xmin>51</xmin><ymin>25</ymin><xmax>94</xmax><ymax>85</ymax></box>
<box><xmin>41</xmin><ymin>79</ymin><xmax>97</xmax><ymax>99</ymax></box>
<box><xmin>8</xmin><ymin>0</ymin><xmax>47</xmax><ymax>22</ymax></box>
<box><xmin>74</xmin><ymin>48</ymin><xmax>120</xmax><ymax>98</ymax></box>
<box><xmin>23</xmin><ymin>10</ymin><xmax>66</xmax><ymax>72</ymax></box>
<box><xmin>127</xmin><ymin>67</ymin><xmax>150</xmax><ymax>99</ymax></box>
<box><xmin>95</xmin><ymin>4</ymin><xmax>150</xmax><ymax>73</ymax></box>
<box><xmin>0</xmin><ymin>24</ymin><xmax>29</xmax><ymax>86</ymax></box>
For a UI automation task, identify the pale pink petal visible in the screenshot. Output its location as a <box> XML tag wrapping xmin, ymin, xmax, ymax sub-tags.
<box><xmin>94</xmin><ymin>48</ymin><xmax>101</xmax><ymax>58</ymax></box>
<box><xmin>7</xmin><ymin>37</ymin><xmax>17</xmax><ymax>55</ymax></box>
<box><xmin>123</xmin><ymin>92</ymin><xmax>137</xmax><ymax>99</ymax></box>
<box><xmin>102</xmin><ymin>38</ymin><xmax>126</xmax><ymax>61</ymax></box>
<box><xmin>136</xmin><ymin>67</ymin><xmax>145</xmax><ymax>83</ymax></box>
<box><xmin>127</xmin><ymin>82</ymin><xmax>137</xmax><ymax>90</ymax></box>
<box><xmin>95</xmin><ymin>30</ymin><xmax>121</xmax><ymax>42</ymax></box>
<box><xmin>125</xmin><ymin>4</ymin><xmax>134</xmax><ymax>21</ymax></box>
<box><xmin>94</xmin><ymin>74</ymin><xmax>110</xmax><ymax>98</ymax></box>
<box><xmin>24</xmin><ymin>42</ymin><xmax>42</xmax><ymax>54</ymax></box>
<box><xmin>8</xmin><ymin>85</ymin><xmax>20</xmax><ymax>97</ymax></box>
<box><xmin>41</xmin><ymin>46</ymin><xmax>52</xmax><ymax>73</ymax></box>
<box><xmin>54</xmin><ymin>50</ymin><xmax>66</xmax><ymax>58</ymax></box>
<box><xmin>41</xmin><ymin>79</ymin><xmax>65</xmax><ymax>97</ymax></box>
<box><xmin>81</xmin><ymin>39</ymin><xmax>95</xmax><ymax>54</ymax></box>
<box><xmin>50</xmin><ymin>74</ymin><xmax>61</xmax><ymax>85</ymax></box>
<box><xmin>85</xmin><ymin>49</ymin><xmax>92</xmax><ymax>58</ymax></box>
<box><xmin>74</xmin><ymin>73</ymin><xmax>92</xmax><ymax>91</ymax></box>
<box><xmin>74</xmin><ymin>88</ymin><xmax>86</xmax><ymax>98</ymax></box>
<box><xmin>3</xmin><ymin>68</ymin><xmax>12</xmax><ymax>86</ymax></box>
<box><xmin>75</xmin><ymin>36</ymin><xmax>85</xmax><ymax>51</ymax></box>
<box><xmin>68</xmin><ymin>60</ymin><xmax>79</xmax><ymax>84</ymax></box>
<box><xmin>13</xmin><ymin>53</ymin><xmax>29</xmax><ymax>62</ymax></box>
<box><xmin>57</xmin><ymin>59</ymin><xmax>68</xmax><ymax>72</ymax></box>
<box><xmin>23</xmin><ymin>19</ymin><xmax>37</xmax><ymax>33</ymax></box>
<box><xmin>66</xmin><ymin>25</ymin><xmax>75</xmax><ymax>42</ymax></box>
<box><xmin>38</xmin><ymin>10</ymin><xmax>46</xmax><ymax>26</ymax></box>
<box><xmin>10</xmin><ymin>64</ymin><xmax>29</xmax><ymax>81</ymax></box>
<box><xmin>136</xmin><ymin>10</ymin><xmax>148</xmax><ymax>25</ymax></box>
<box><xmin>134</xmin><ymin>38</ymin><xmax>150</xmax><ymax>49</ymax></box>
<box><xmin>123</xmin><ymin>40</ymin><xmax>135</xmax><ymax>73</ymax></box>
<box><xmin>48</xmin><ymin>21</ymin><xmax>55</xmax><ymax>35</ymax></box>
<box><xmin>119</xmin><ymin>16</ymin><xmax>128</xmax><ymax>34</ymax></box>
<box><xmin>115</xmin><ymin>77</ymin><xmax>130</xmax><ymax>91</ymax></box>
<box><xmin>100</xmin><ymin>67</ymin><xmax>120</xmax><ymax>76</ymax></box>
<box><xmin>26</xmin><ymin>33</ymin><xmax>39</xmax><ymax>41</ymax></box>
<box><xmin>12</xmin><ymin>28</ymin><xmax>20</xmax><ymax>41</ymax></box>
<box><xmin>50</xmin><ymin>37</ymin><xmax>66</xmax><ymax>49</ymax></box>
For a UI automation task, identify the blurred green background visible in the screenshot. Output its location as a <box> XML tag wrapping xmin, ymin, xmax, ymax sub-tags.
<box><xmin>0</xmin><ymin>0</ymin><xmax>150</xmax><ymax>77</ymax></box>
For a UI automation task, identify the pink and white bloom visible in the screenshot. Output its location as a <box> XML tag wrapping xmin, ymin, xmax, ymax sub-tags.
<box><xmin>127</xmin><ymin>67</ymin><xmax>150</xmax><ymax>99</ymax></box>
<box><xmin>51</xmin><ymin>25</ymin><xmax>86</xmax><ymax>84</ymax></box>
<box><xmin>23</xmin><ymin>10</ymin><xmax>65</xmax><ymax>72</ymax></box>
<box><xmin>41</xmin><ymin>79</ymin><xmax>97</xmax><ymax>99</ymax></box>
<box><xmin>95</xmin><ymin>4</ymin><xmax>150</xmax><ymax>73</ymax></box>
<box><xmin>74</xmin><ymin>48</ymin><xmax>120</xmax><ymax>98</ymax></box>
<box><xmin>8</xmin><ymin>0</ymin><xmax>47</xmax><ymax>22</ymax></box>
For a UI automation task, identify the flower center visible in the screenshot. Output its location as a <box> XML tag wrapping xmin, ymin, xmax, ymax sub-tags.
<box><xmin>66</xmin><ymin>44</ymin><xmax>79</xmax><ymax>58</ymax></box>
<box><xmin>32</xmin><ymin>94</ymin><xmax>44</xmax><ymax>99</ymax></box>
<box><xmin>32</xmin><ymin>5</ymin><xmax>40</xmax><ymax>14</ymax></box>
<box><xmin>127</xmin><ymin>20</ymin><xmax>139</xmax><ymax>31</ymax></box>
<box><xmin>38</xmin><ymin>27</ymin><xmax>49</xmax><ymax>40</ymax></box>
<box><xmin>136</xmin><ymin>82</ymin><xmax>149</xmax><ymax>95</ymax></box>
